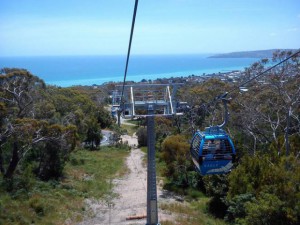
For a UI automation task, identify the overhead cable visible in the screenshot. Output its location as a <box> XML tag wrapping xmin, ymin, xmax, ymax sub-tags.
<box><xmin>120</xmin><ymin>0</ymin><xmax>139</xmax><ymax>106</ymax></box>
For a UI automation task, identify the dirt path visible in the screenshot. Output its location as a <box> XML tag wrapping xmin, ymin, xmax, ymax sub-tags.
<box><xmin>120</xmin><ymin>117</ymin><xmax>137</xmax><ymax>127</ymax></box>
<box><xmin>78</xmin><ymin>134</ymin><xmax>176</xmax><ymax>225</ymax></box>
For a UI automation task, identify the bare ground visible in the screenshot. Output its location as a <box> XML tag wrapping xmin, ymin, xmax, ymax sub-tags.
<box><xmin>77</xmin><ymin>134</ymin><xmax>179</xmax><ymax>225</ymax></box>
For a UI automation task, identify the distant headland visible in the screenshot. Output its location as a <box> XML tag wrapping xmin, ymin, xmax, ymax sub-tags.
<box><xmin>209</xmin><ymin>49</ymin><xmax>297</xmax><ymax>58</ymax></box>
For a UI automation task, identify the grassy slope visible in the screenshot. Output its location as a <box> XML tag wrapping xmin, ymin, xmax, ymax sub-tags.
<box><xmin>160</xmin><ymin>200</ymin><xmax>226</xmax><ymax>225</ymax></box>
<box><xmin>0</xmin><ymin>147</ymin><xmax>128</xmax><ymax>225</ymax></box>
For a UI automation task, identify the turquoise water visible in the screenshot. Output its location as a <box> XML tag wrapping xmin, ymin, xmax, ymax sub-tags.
<box><xmin>0</xmin><ymin>55</ymin><xmax>258</xmax><ymax>87</ymax></box>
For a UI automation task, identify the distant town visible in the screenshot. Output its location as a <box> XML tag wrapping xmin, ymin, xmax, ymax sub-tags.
<box><xmin>94</xmin><ymin>69</ymin><xmax>245</xmax><ymax>89</ymax></box>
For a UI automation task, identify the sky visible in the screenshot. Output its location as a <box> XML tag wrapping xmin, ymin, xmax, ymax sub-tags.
<box><xmin>0</xmin><ymin>0</ymin><xmax>299</xmax><ymax>56</ymax></box>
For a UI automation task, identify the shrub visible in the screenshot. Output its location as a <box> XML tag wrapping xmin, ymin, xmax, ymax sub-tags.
<box><xmin>208</xmin><ymin>196</ymin><xmax>227</xmax><ymax>219</ymax></box>
<box><xmin>244</xmin><ymin>193</ymin><xmax>286</xmax><ymax>225</ymax></box>
<box><xmin>161</xmin><ymin>135</ymin><xmax>192</xmax><ymax>187</ymax></box>
<box><xmin>225</xmin><ymin>193</ymin><xmax>254</xmax><ymax>222</ymax></box>
<box><xmin>226</xmin><ymin>155</ymin><xmax>300</xmax><ymax>224</ymax></box>
<box><xmin>203</xmin><ymin>175</ymin><xmax>229</xmax><ymax>219</ymax></box>
<box><xmin>136</xmin><ymin>127</ymin><xmax>147</xmax><ymax>147</ymax></box>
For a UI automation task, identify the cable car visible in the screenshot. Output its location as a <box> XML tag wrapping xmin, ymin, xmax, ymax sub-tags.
<box><xmin>190</xmin><ymin>126</ymin><xmax>236</xmax><ymax>175</ymax></box>
<box><xmin>190</xmin><ymin>93</ymin><xmax>236</xmax><ymax>175</ymax></box>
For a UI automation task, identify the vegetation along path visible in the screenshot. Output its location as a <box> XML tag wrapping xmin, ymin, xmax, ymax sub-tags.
<box><xmin>78</xmin><ymin>133</ymin><xmax>175</xmax><ymax>225</ymax></box>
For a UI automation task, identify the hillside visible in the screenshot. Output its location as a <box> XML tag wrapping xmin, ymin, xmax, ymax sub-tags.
<box><xmin>209</xmin><ymin>49</ymin><xmax>297</xmax><ymax>58</ymax></box>
<box><xmin>0</xmin><ymin>50</ymin><xmax>299</xmax><ymax>225</ymax></box>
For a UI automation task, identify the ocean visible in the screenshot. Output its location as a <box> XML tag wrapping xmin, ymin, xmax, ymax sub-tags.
<box><xmin>0</xmin><ymin>55</ymin><xmax>259</xmax><ymax>87</ymax></box>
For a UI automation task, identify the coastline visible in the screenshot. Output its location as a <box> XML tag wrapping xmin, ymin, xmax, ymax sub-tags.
<box><xmin>48</xmin><ymin>69</ymin><xmax>244</xmax><ymax>87</ymax></box>
<box><xmin>0</xmin><ymin>55</ymin><xmax>259</xmax><ymax>87</ymax></box>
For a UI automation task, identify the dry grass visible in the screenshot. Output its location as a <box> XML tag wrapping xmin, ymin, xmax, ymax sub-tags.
<box><xmin>159</xmin><ymin>199</ymin><xmax>227</xmax><ymax>225</ymax></box>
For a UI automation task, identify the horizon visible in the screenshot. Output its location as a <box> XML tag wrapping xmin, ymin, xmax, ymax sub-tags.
<box><xmin>0</xmin><ymin>0</ymin><xmax>299</xmax><ymax>57</ymax></box>
<box><xmin>0</xmin><ymin>48</ymin><xmax>297</xmax><ymax>58</ymax></box>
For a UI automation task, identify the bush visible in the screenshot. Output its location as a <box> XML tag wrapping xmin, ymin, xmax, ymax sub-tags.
<box><xmin>203</xmin><ymin>175</ymin><xmax>229</xmax><ymax>219</ymax></box>
<box><xmin>225</xmin><ymin>193</ymin><xmax>254</xmax><ymax>222</ymax></box>
<box><xmin>244</xmin><ymin>193</ymin><xmax>287</xmax><ymax>225</ymax></box>
<box><xmin>161</xmin><ymin>135</ymin><xmax>192</xmax><ymax>188</ymax></box>
<box><xmin>208</xmin><ymin>196</ymin><xmax>227</xmax><ymax>219</ymax></box>
<box><xmin>226</xmin><ymin>155</ymin><xmax>300</xmax><ymax>224</ymax></box>
<box><xmin>34</xmin><ymin>141</ymin><xmax>66</xmax><ymax>181</ymax></box>
<box><xmin>136</xmin><ymin>127</ymin><xmax>147</xmax><ymax>147</ymax></box>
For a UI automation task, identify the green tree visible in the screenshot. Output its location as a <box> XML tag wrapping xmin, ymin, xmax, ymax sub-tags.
<box><xmin>178</xmin><ymin>79</ymin><xmax>232</xmax><ymax>135</ymax></box>
<box><xmin>85</xmin><ymin>119</ymin><xmax>102</xmax><ymax>150</ymax></box>
<box><xmin>0</xmin><ymin>68</ymin><xmax>45</xmax><ymax>118</ymax></box>
<box><xmin>161</xmin><ymin>135</ymin><xmax>193</xmax><ymax>187</ymax></box>
<box><xmin>33</xmin><ymin>124</ymin><xmax>77</xmax><ymax>180</ymax></box>
<box><xmin>226</xmin><ymin>155</ymin><xmax>300</xmax><ymax>224</ymax></box>
<box><xmin>230</xmin><ymin>51</ymin><xmax>300</xmax><ymax>156</ymax></box>
<box><xmin>96</xmin><ymin>106</ymin><xmax>113</xmax><ymax>129</ymax></box>
<box><xmin>2</xmin><ymin>119</ymin><xmax>76</xmax><ymax>180</ymax></box>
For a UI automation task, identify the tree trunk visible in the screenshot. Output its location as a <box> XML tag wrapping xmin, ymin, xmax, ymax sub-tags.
<box><xmin>4</xmin><ymin>142</ymin><xmax>19</xmax><ymax>179</ymax></box>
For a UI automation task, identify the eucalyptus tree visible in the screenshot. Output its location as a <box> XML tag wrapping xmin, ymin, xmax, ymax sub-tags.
<box><xmin>232</xmin><ymin>50</ymin><xmax>300</xmax><ymax>156</ymax></box>
<box><xmin>0</xmin><ymin>69</ymin><xmax>77</xmax><ymax>182</ymax></box>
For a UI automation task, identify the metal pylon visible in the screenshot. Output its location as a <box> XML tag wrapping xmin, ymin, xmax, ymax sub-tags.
<box><xmin>146</xmin><ymin>104</ymin><xmax>159</xmax><ymax>225</ymax></box>
<box><xmin>110</xmin><ymin>84</ymin><xmax>183</xmax><ymax>224</ymax></box>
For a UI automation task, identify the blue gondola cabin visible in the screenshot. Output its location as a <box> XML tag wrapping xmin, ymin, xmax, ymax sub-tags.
<box><xmin>190</xmin><ymin>126</ymin><xmax>236</xmax><ymax>175</ymax></box>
